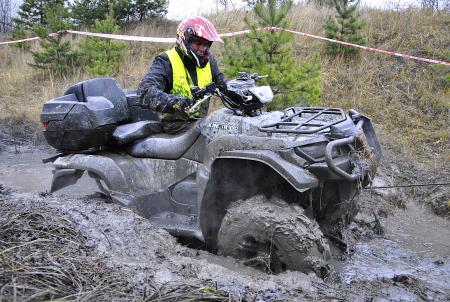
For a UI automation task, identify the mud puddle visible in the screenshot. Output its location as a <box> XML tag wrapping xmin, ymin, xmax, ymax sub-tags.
<box><xmin>0</xmin><ymin>150</ymin><xmax>97</xmax><ymax>195</ymax></box>
<box><xmin>333</xmin><ymin>201</ymin><xmax>450</xmax><ymax>293</ymax></box>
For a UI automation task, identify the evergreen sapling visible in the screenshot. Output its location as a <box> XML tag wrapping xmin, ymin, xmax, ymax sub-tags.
<box><xmin>323</xmin><ymin>0</ymin><xmax>367</xmax><ymax>56</ymax></box>
<box><xmin>30</xmin><ymin>4</ymin><xmax>80</xmax><ymax>75</ymax></box>
<box><xmin>223</xmin><ymin>0</ymin><xmax>321</xmax><ymax>109</ymax></box>
<box><xmin>79</xmin><ymin>12</ymin><xmax>126</xmax><ymax>76</ymax></box>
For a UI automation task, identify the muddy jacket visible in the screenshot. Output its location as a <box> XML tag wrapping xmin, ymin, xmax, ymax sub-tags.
<box><xmin>138</xmin><ymin>47</ymin><xmax>226</xmax><ymax>133</ymax></box>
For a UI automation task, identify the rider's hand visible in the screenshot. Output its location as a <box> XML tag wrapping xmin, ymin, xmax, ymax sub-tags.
<box><xmin>172</xmin><ymin>96</ymin><xmax>194</xmax><ymax>111</ymax></box>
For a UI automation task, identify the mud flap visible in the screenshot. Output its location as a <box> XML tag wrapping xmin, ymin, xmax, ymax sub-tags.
<box><xmin>361</xmin><ymin>116</ymin><xmax>382</xmax><ymax>163</ymax></box>
<box><xmin>50</xmin><ymin>169</ymin><xmax>84</xmax><ymax>193</ymax></box>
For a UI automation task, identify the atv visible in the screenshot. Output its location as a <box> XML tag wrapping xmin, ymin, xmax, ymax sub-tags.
<box><xmin>41</xmin><ymin>73</ymin><xmax>382</xmax><ymax>276</ymax></box>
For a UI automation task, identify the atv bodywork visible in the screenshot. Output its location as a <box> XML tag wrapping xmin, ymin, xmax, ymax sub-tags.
<box><xmin>42</xmin><ymin>76</ymin><xmax>382</xmax><ymax>275</ymax></box>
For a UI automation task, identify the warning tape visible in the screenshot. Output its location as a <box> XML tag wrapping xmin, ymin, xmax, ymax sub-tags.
<box><xmin>280</xmin><ymin>28</ymin><xmax>450</xmax><ymax>67</ymax></box>
<box><xmin>0</xmin><ymin>36</ymin><xmax>41</xmax><ymax>45</ymax></box>
<box><xmin>1</xmin><ymin>27</ymin><xmax>449</xmax><ymax>66</ymax></box>
<box><xmin>65</xmin><ymin>29</ymin><xmax>176</xmax><ymax>43</ymax></box>
<box><xmin>0</xmin><ymin>32</ymin><xmax>62</xmax><ymax>45</ymax></box>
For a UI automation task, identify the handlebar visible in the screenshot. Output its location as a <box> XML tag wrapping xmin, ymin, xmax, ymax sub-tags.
<box><xmin>238</xmin><ymin>72</ymin><xmax>268</xmax><ymax>81</ymax></box>
<box><xmin>191</xmin><ymin>82</ymin><xmax>217</xmax><ymax>100</ymax></box>
<box><xmin>188</xmin><ymin>72</ymin><xmax>270</xmax><ymax>116</ymax></box>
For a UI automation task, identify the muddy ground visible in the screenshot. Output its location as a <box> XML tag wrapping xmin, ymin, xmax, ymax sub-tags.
<box><xmin>0</xmin><ymin>129</ymin><xmax>449</xmax><ymax>301</ymax></box>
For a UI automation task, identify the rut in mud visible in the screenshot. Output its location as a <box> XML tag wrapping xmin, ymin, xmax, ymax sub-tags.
<box><xmin>0</xmin><ymin>141</ymin><xmax>449</xmax><ymax>301</ymax></box>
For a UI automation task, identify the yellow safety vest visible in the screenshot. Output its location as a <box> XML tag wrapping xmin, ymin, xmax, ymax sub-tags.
<box><xmin>165</xmin><ymin>48</ymin><xmax>212</xmax><ymax>119</ymax></box>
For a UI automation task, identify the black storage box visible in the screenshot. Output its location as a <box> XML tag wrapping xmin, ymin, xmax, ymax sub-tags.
<box><xmin>41</xmin><ymin>78</ymin><xmax>131</xmax><ymax>151</ymax></box>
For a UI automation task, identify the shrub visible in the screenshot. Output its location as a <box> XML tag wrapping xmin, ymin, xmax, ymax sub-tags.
<box><xmin>223</xmin><ymin>0</ymin><xmax>322</xmax><ymax>109</ymax></box>
<box><xmin>79</xmin><ymin>12</ymin><xmax>126</xmax><ymax>76</ymax></box>
<box><xmin>30</xmin><ymin>4</ymin><xmax>80</xmax><ymax>75</ymax></box>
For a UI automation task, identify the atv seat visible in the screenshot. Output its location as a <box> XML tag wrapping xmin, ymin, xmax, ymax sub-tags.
<box><xmin>127</xmin><ymin>123</ymin><xmax>200</xmax><ymax>159</ymax></box>
<box><xmin>111</xmin><ymin>121</ymin><xmax>162</xmax><ymax>145</ymax></box>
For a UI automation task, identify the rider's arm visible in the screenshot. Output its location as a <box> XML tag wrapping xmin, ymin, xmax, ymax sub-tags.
<box><xmin>138</xmin><ymin>54</ymin><xmax>189</xmax><ymax>113</ymax></box>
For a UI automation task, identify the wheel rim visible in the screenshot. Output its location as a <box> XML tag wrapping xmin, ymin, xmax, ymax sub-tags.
<box><xmin>236</xmin><ymin>234</ymin><xmax>286</xmax><ymax>274</ymax></box>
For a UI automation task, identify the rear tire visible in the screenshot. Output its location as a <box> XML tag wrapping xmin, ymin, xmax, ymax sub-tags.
<box><xmin>217</xmin><ymin>195</ymin><xmax>330</xmax><ymax>277</ymax></box>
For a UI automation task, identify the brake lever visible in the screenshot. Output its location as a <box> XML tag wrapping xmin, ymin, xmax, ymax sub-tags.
<box><xmin>191</xmin><ymin>82</ymin><xmax>216</xmax><ymax>100</ymax></box>
<box><xmin>188</xmin><ymin>93</ymin><xmax>213</xmax><ymax>113</ymax></box>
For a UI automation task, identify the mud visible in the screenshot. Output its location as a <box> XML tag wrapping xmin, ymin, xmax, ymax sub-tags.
<box><xmin>0</xmin><ymin>141</ymin><xmax>449</xmax><ymax>301</ymax></box>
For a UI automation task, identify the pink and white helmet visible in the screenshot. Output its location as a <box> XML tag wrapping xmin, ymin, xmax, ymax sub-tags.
<box><xmin>176</xmin><ymin>16</ymin><xmax>223</xmax><ymax>68</ymax></box>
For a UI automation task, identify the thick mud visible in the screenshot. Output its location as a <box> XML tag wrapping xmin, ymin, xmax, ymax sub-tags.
<box><xmin>0</xmin><ymin>144</ymin><xmax>449</xmax><ymax>301</ymax></box>
<box><xmin>334</xmin><ymin>203</ymin><xmax>450</xmax><ymax>293</ymax></box>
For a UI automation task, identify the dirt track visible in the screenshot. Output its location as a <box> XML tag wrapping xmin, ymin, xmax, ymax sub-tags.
<box><xmin>0</xmin><ymin>134</ymin><xmax>449</xmax><ymax>301</ymax></box>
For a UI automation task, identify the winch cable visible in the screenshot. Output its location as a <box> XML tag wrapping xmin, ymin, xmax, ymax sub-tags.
<box><xmin>364</xmin><ymin>181</ymin><xmax>450</xmax><ymax>190</ymax></box>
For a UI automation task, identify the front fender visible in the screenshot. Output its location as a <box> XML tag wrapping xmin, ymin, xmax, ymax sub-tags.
<box><xmin>218</xmin><ymin>150</ymin><xmax>318</xmax><ymax>192</ymax></box>
<box><xmin>197</xmin><ymin>153</ymin><xmax>318</xmax><ymax>251</ymax></box>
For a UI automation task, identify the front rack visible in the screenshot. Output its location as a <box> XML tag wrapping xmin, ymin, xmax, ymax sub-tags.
<box><xmin>259</xmin><ymin>107</ymin><xmax>347</xmax><ymax>134</ymax></box>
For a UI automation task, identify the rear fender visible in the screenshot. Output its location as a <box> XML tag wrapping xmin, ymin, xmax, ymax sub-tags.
<box><xmin>52</xmin><ymin>153</ymin><xmax>133</xmax><ymax>204</ymax></box>
<box><xmin>50</xmin><ymin>169</ymin><xmax>84</xmax><ymax>193</ymax></box>
<box><xmin>52</xmin><ymin>152</ymin><xmax>200</xmax><ymax>207</ymax></box>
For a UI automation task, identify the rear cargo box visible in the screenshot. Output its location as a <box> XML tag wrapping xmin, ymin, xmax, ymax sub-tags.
<box><xmin>41</xmin><ymin>78</ymin><xmax>131</xmax><ymax>151</ymax></box>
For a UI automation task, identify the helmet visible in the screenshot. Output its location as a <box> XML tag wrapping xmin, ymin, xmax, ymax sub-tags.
<box><xmin>176</xmin><ymin>16</ymin><xmax>223</xmax><ymax>68</ymax></box>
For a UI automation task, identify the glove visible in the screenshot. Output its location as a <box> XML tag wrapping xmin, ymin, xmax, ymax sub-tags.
<box><xmin>171</xmin><ymin>96</ymin><xmax>194</xmax><ymax>112</ymax></box>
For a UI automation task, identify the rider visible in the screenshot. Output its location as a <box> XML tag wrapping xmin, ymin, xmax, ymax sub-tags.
<box><xmin>138</xmin><ymin>16</ymin><xmax>227</xmax><ymax>134</ymax></box>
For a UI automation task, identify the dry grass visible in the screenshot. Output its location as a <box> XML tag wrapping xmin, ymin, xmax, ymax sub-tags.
<box><xmin>0</xmin><ymin>3</ymin><xmax>448</xmax><ymax>161</ymax></box>
<box><xmin>0</xmin><ymin>187</ymin><xmax>231</xmax><ymax>301</ymax></box>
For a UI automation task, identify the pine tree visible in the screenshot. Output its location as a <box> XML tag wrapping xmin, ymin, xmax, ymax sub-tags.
<box><xmin>135</xmin><ymin>0</ymin><xmax>167</xmax><ymax>21</ymax></box>
<box><xmin>13</xmin><ymin>0</ymin><xmax>64</xmax><ymax>29</ymax></box>
<box><xmin>30</xmin><ymin>4</ymin><xmax>80</xmax><ymax>75</ymax></box>
<box><xmin>323</xmin><ymin>0</ymin><xmax>367</xmax><ymax>56</ymax></box>
<box><xmin>113</xmin><ymin>0</ymin><xmax>168</xmax><ymax>24</ymax></box>
<box><xmin>307</xmin><ymin>0</ymin><xmax>333</xmax><ymax>5</ymax></box>
<box><xmin>71</xmin><ymin>0</ymin><xmax>167</xmax><ymax>26</ymax></box>
<box><xmin>112</xmin><ymin>0</ymin><xmax>135</xmax><ymax>24</ymax></box>
<box><xmin>70</xmin><ymin>0</ymin><xmax>110</xmax><ymax>27</ymax></box>
<box><xmin>223</xmin><ymin>0</ymin><xmax>321</xmax><ymax>108</ymax></box>
<box><xmin>79</xmin><ymin>12</ymin><xmax>126</xmax><ymax>76</ymax></box>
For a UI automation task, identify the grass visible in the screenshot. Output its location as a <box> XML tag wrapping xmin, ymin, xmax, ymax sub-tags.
<box><xmin>0</xmin><ymin>3</ymin><xmax>448</xmax><ymax>163</ymax></box>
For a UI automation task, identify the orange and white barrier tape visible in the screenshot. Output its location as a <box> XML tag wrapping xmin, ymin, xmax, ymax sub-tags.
<box><xmin>280</xmin><ymin>28</ymin><xmax>450</xmax><ymax>67</ymax></box>
<box><xmin>1</xmin><ymin>28</ymin><xmax>449</xmax><ymax>66</ymax></box>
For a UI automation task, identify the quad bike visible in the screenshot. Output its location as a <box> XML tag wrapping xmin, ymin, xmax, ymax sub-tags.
<box><xmin>40</xmin><ymin>73</ymin><xmax>382</xmax><ymax>276</ymax></box>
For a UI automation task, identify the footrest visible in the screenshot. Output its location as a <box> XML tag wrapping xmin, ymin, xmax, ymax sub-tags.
<box><xmin>149</xmin><ymin>212</ymin><xmax>203</xmax><ymax>241</ymax></box>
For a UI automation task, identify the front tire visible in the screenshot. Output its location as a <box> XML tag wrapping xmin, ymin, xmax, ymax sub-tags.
<box><xmin>217</xmin><ymin>195</ymin><xmax>330</xmax><ymax>277</ymax></box>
